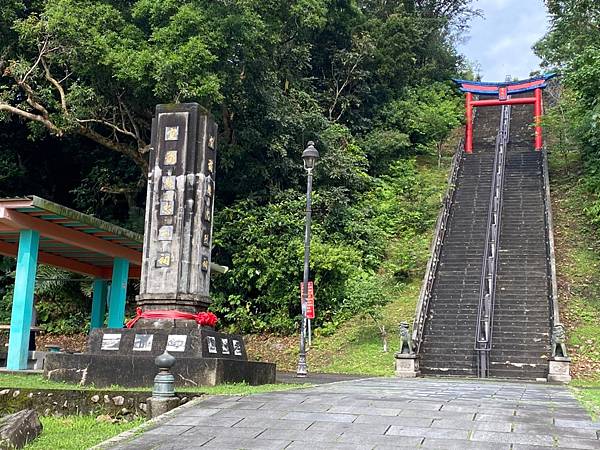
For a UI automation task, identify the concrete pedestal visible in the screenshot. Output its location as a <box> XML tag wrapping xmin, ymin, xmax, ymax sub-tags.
<box><xmin>395</xmin><ymin>353</ymin><xmax>420</xmax><ymax>378</ymax></box>
<box><xmin>44</xmin><ymin>328</ymin><xmax>275</xmax><ymax>387</ymax></box>
<box><xmin>547</xmin><ymin>356</ymin><xmax>571</xmax><ymax>383</ymax></box>
<box><xmin>147</xmin><ymin>397</ymin><xmax>181</xmax><ymax>418</ymax></box>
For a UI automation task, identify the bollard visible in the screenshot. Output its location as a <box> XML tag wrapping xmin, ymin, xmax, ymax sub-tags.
<box><xmin>152</xmin><ymin>351</ymin><xmax>176</xmax><ymax>398</ymax></box>
<box><xmin>147</xmin><ymin>351</ymin><xmax>180</xmax><ymax>418</ymax></box>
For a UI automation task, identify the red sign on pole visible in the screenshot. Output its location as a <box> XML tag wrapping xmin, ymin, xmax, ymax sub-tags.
<box><xmin>300</xmin><ymin>281</ymin><xmax>315</xmax><ymax>319</ymax></box>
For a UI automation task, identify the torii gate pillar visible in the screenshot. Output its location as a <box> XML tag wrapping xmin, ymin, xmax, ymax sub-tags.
<box><xmin>465</xmin><ymin>92</ymin><xmax>473</xmax><ymax>154</ymax></box>
<box><xmin>534</xmin><ymin>87</ymin><xmax>543</xmax><ymax>151</ymax></box>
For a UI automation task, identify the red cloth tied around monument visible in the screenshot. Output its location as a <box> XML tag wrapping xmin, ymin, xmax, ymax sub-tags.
<box><xmin>125</xmin><ymin>307</ymin><xmax>218</xmax><ymax>328</ymax></box>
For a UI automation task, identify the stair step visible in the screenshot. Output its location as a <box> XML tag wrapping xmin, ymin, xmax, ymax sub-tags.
<box><xmin>417</xmin><ymin>109</ymin><xmax>554</xmax><ymax>380</ymax></box>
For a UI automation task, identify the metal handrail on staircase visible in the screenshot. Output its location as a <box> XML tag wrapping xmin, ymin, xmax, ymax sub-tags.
<box><xmin>474</xmin><ymin>104</ymin><xmax>511</xmax><ymax>377</ymax></box>
<box><xmin>541</xmin><ymin>148</ymin><xmax>562</xmax><ymax>338</ymax></box>
<box><xmin>412</xmin><ymin>137</ymin><xmax>463</xmax><ymax>354</ymax></box>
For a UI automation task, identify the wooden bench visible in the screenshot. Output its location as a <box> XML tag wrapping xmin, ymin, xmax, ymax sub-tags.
<box><xmin>0</xmin><ymin>325</ymin><xmax>41</xmax><ymax>332</ymax></box>
<box><xmin>0</xmin><ymin>325</ymin><xmax>42</xmax><ymax>351</ymax></box>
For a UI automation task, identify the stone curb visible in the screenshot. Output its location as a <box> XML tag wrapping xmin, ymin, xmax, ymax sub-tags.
<box><xmin>90</xmin><ymin>395</ymin><xmax>207</xmax><ymax>449</ymax></box>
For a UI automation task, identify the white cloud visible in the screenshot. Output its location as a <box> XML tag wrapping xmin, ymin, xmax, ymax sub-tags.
<box><xmin>489</xmin><ymin>37</ymin><xmax>517</xmax><ymax>55</ymax></box>
<box><xmin>477</xmin><ymin>0</ymin><xmax>513</xmax><ymax>10</ymax></box>
<box><xmin>459</xmin><ymin>0</ymin><xmax>548</xmax><ymax>80</ymax></box>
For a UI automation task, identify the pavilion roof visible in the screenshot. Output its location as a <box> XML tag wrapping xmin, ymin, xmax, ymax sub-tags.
<box><xmin>0</xmin><ymin>196</ymin><xmax>227</xmax><ymax>278</ymax></box>
<box><xmin>0</xmin><ymin>196</ymin><xmax>143</xmax><ymax>278</ymax></box>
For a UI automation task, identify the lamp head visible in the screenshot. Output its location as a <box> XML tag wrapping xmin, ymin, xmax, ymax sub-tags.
<box><xmin>302</xmin><ymin>141</ymin><xmax>319</xmax><ymax>171</ymax></box>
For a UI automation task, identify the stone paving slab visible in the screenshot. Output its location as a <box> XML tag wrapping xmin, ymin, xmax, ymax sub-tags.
<box><xmin>107</xmin><ymin>378</ymin><xmax>600</xmax><ymax>449</ymax></box>
<box><xmin>420</xmin><ymin>438</ymin><xmax>510</xmax><ymax>449</ymax></box>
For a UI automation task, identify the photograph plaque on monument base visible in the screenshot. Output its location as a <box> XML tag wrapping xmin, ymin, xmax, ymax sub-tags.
<box><xmin>45</xmin><ymin>327</ymin><xmax>275</xmax><ymax>387</ymax></box>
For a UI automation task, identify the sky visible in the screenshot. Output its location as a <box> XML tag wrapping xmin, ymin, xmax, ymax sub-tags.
<box><xmin>458</xmin><ymin>0</ymin><xmax>549</xmax><ymax>81</ymax></box>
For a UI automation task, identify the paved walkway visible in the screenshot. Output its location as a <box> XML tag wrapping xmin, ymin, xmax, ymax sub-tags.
<box><xmin>109</xmin><ymin>378</ymin><xmax>600</xmax><ymax>449</ymax></box>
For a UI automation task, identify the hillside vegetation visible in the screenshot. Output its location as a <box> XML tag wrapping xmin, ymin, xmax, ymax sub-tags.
<box><xmin>0</xmin><ymin>0</ymin><xmax>475</xmax><ymax>335</ymax></box>
<box><xmin>535</xmin><ymin>1</ymin><xmax>600</xmax><ymax>382</ymax></box>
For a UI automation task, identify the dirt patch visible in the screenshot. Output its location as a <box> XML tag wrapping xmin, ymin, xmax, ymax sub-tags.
<box><xmin>36</xmin><ymin>333</ymin><xmax>87</xmax><ymax>352</ymax></box>
<box><xmin>244</xmin><ymin>334</ymin><xmax>298</xmax><ymax>372</ymax></box>
<box><xmin>0</xmin><ymin>333</ymin><xmax>87</xmax><ymax>353</ymax></box>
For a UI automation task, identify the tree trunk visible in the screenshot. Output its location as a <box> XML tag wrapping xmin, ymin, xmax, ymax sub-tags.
<box><xmin>380</xmin><ymin>324</ymin><xmax>388</xmax><ymax>353</ymax></box>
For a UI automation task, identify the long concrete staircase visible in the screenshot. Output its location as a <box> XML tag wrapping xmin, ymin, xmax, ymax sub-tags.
<box><xmin>490</xmin><ymin>101</ymin><xmax>551</xmax><ymax>378</ymax></box>
<box><xmin>414</xmin><ymin>96</ymin><xmax>554</xmax><ymax>380</ymax></box>
<box><xmin>418</xmin><ymin>105</ymin><xmax>499</xmax><ymax>376</ymax></box>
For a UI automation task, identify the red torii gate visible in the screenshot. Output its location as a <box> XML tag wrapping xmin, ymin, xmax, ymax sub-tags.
<box><xmin>453</xmin><ymin>74</ymin><xmax>556</xmax><ymax>153</ymax></box>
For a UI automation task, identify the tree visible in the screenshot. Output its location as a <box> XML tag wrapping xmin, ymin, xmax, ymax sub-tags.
<box><xmin>1</xmin><ymin>1</ymin><xmax>155</xmax><ymax>171</ymax></box>
<box><xmin>342</xmin><ymin>273</ymin><xmax>391</xmax><ymax>352</ymax></box>
<box><xmin>1</xmin><ymin>1</ymin><xmax>473</xmax><ymax>199</ymax></box>
<box><xmin>376</xmin><ymin>83</ymin><xmax>462</xmax><ymax>165</ymax></box>
<box><xmin>0</xmin><ymin>0</ymin><xmax>476</xmax><ymax>334</ymax></box>
<box><xmin>535</xmin><ymin>1</ymin><xmax>600</xmax><ymax>226</ymax></box>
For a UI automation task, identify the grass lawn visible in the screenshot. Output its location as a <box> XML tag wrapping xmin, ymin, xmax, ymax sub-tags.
<box><xmin>0</xmin><ymin>373</ymin><xmax>308</xmax><ymax>394</ymax></box>
<box><xmin>25</xmin><ymin>415</ymin><xmax>144</xmax><ymax>450</ymax></box>
<box><xmin>0</xmin><ymin>376</ymin><xmax>308</xmax><ymax>449</ymax></box>
<box><xmin>549</xmin><ymin>151</ymin><xmax>600</xmax><ymax>418</ymax></box>
<box><xmin>309</xmin><ymin>279</ymin><xmax>422</xmax><ymax>376</ymax></box>
<box><xmin>549</xmin><ymin>151</ymin><xmax>600</xmax><ymax>379</ymax></box>
<box><xmin>571</xmin><ymin>379</ymin><xmax>600</xmax><ymax>420</ymax></box>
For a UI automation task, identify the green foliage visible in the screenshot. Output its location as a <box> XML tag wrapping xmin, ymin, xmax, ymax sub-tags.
<box><xmin>0</xmin><ymin>258</ymin><xmax>16</xmax><ymax>324</ymax></box>
<box><xmin>212</xmin><ymin>155</ymin><xmax>448</xmax><ymax>334</ymax></box>
<box><xmin>380</xmin><ymin>83</ymin><xmax>463</xmax><ymax>153</ymax></box>
<box><xmin>362</xmin><ymin>130</ymin><xmax>411</xmax><ymax>175</ymax></box>
<box><xmin>342</xmin><ymin>272</ymin><xmax>388</xmax><ymax>322</ymax></box>
<box><xmin>547</xmin><ymin>150</ymin><xmax>600</xmax><ymax>380</ymax></box>
<box><xmin>536</xmin><ymin>1</ymin><xmax>600</xmax><ymax>225</ymax></box>
<box><xmin>317</xmin><ymin>123</ymin><xmax>371</xmax><ymax>192</ymax></box>
<box><xmin>34</xmin><ymin>266</ymin><xmax>91</xmax><ymax>334</ymax></box>
<box><xmin>211</xmin><ymin>190</ymin><xmax>364</xmax><ymax>333</ymax></box>
<box><xmin>25</xmin><ymin>416</ymin><xmax>144</xmax><ymax>450</ymax></box>
<box><xmin>0</xmin><ymin>266</ymin><xmax>92</xmax><ymax>334</ymax></box>
<box><xmin>0</xmin><ymin>0</ymin><xmax>472</xmax><ymax>198</ymax></box>
<box><xmin>0</xmin><ymin>0</ymin><xmax>474</xmax><ymax>335</ymax></box>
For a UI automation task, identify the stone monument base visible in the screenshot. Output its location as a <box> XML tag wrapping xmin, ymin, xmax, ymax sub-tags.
<box><xmin>44</xmin><ymin>353</ymin><xmax>274</xmax><ymax>387</ymax></box>
<box><xmin>394</xmin><ymin>353</ymin><xmax>420</xmax><ymax>378</ymax></box>
<box><xmin>43</xmin><ymin>328</ymin><xmax>275</xmax><ymax>387</ymax></box>
<box><xmin>547</xmin><ymin>356</ymin><xmax>571</xmax><ymax>384</ymax></box>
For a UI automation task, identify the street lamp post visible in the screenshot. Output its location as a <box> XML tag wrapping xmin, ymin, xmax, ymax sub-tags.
<box><xmin>297</xmin><ymin>141</ymin><xmax>319</xmax><ymax>378</ymax></box>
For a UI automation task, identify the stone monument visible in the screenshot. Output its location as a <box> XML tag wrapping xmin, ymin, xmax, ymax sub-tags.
<box><xmin>548</xmin><ymin>324</ymin><xmax>571</xmax><ymax>383</ymax></box>
<box><xmin>44</xmin><ymin>104</ymin><xmax>275</xmax><ymax>387</ymax></box>
<box><xmin>136</xmin><ymin>103</ymin><xmax>216</xmax><ymax>322</ymax></box>
<box><xmin>395</xmin><ymin>322</ymin><xmax>419</xmax><ymax>378</ymax></box>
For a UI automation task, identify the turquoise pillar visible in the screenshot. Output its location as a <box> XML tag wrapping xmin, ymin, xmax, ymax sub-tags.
<box><xmin>7</xmin><ymin>230</ymin><xmax>40</xmax><ymax>370</ymax></box>
<box><xmin>90</xmin><ymin>279</ymin><xmax>108</xmax><ymax>330</ymax></box>
<box><xmin>107</xmin><ymin>258</ymin><xmax>129</xmax><ymax>328</ymax></box>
